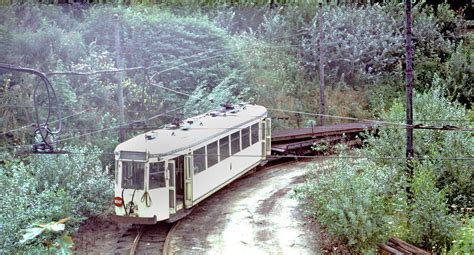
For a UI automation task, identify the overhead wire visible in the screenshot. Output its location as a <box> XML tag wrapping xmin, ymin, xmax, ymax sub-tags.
<box><xmin>6</xmin><ymin>151</ymin><xmax>473</xmax><ymax>162</ymax></box>
<box><xmin>2</xmin><ymin>105</ymin><xmax>468</xmax><ymax>123</ymax></box>
<box><xmin>0</xmin><ymin>106</ymin><xmax>186</xmax><ymax>151</ymax></box>
<box><xmin>56</xmin><ymin>125</ymin><xmax>473</xmax><ymax>132</ymax></box>
<box><xmin>0</xmin><ymin>64</ymin><xmax>61</xmax><ymax>130</ymax></box>
<box><xmin>56</xmin><ymin>106</ymin><xmax>187</xmax><ymax>143</ymax></box>
<box><xmin>0</xmin><ymin>108</ymin><xmax>92</xmax><ymax>135</ymax></box>
<box><xmin>42</xmin><ymin>30</ymin><xmax>464</xmax><ymax>80</ymax></box>
<box><xmin>44</xmin><ymin>31</ymin><xmax>306</xmax><ymax>79</ymax></box>
<box><xmin>1</xmin><ymin>31</ymin><xmax>471</xmax><ymax>152</ymax></box>
<box><xmin>0</xmin><ymin>63</ymin><xmax>64</xmax><ymax>152</ymax></box>
<box><xmin>1</xmin><ymin>105</ymin><xmax>471</xmax><ymax>163</ymax></box>
<box><xmin>7</xmin><ymin>26</ymin><xmax>472</xmax><ymax>78</ymax></box>
<box><xmin>11</xmin><ymin>30</ymin><xmax>466</xmax><ymax>118</ymax></box>
<box><xmin>1</xmin><ymin>40</ymin><xmax>262</xmax><ymax>149</ymax></box>
<box><xmin>0</xmin><ymin>105</ymin><xmax>77</xmax><ymax>110</ymax></box>
<box><xmin>38</xmin><ymin>33</ymin><xmax>458</xmax><ymax>130</ymax></box>
<box><xmin>125</xmin><ymin>78</ymin><xmax>474</xmax><ymax>132</ymax></box>
<box><xmin>267</xmin><ymin>108</ymin><xmax>474</xmax><ymax>131</ymax></box>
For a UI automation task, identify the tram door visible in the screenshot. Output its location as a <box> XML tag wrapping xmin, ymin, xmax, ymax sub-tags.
<box><xmin>184</xmin><ymin>155</ymin><xmax>193</xmax><ymax>208</ymax></box>
<box><xmin>168</xmin><ymin>161</ymin><xmax>176</xmax><ymax>214</ymax></box>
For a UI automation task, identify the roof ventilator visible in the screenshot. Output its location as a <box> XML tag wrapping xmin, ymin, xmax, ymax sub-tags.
<box><xmin>180</xmin><ymin>119</ymin><xmax>194</xmax><ymax>130</ymax></box>
<box><xmin>145</xmin><ymin>133</ymin><xmax>156</xmax><ymax>140</ymax></box>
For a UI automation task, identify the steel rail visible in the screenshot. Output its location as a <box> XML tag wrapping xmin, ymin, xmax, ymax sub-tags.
<box><xmin>129</xmin><ymin>226</ymin><xmax>146</xmax><ymax>255</ymax></box>
<box><xmin>162</xmin><ymin>222</ymin><xmax>180</xmax><ymax>255</ymax></box>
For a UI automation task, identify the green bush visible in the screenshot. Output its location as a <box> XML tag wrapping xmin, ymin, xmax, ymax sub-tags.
<box><xmin>0</xmin><ymin>5</ymin><xmax>250</xmax><ymax>154</ymax></box>
<box><xmin>408</xmin><ymin>162</ymin><xmax>458</xmax><ymax>252</ymax></box>
<box><xmin>367</xmin><ymin>86</ymin><xmax>474</xmax><ymax>207</ymax></box>
<box><xmin>449</xmin><ymin>217</ymin><xmax>474</xmax><ymax>254</ymax></box>
<box><xmin>295</xmin><ymin>87</ymin><xmax>472</xmax><ymax>252</ymax></box>
<box><xmin>294</xmin><ymin>157</ymin><xmax>406</xmax><ymax>253</ymax></box>
<box><xmin>0</xmin><ymin>146</ymin><xmax>113</xmax><ymax>254</ymax></box>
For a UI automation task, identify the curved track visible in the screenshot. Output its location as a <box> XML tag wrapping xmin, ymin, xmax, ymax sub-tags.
<box><xmin>114</xmin><ymin>222</ymin><xmax>179</xmax><ymax>255</ymax></box>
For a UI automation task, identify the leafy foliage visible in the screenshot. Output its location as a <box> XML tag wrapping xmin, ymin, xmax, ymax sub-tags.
<box><xmin>295</xmin><ymin>87</ymin><xmax>473</xmax><ymax>252</ymax></box>
<box><xmin>0</xmin><ymin>146</ymin><xmax>112</xmax><ymax>254</ymax></box>
<box><xmin>301</xmin><ymin>5</ymin><xmax>405</xmax><ymax>87</ymax></box>
<box><xmin>408</xmin><ymin>162</ymin><xmax>458</xmax><ymax>251</ymax></box>
<box><xmin>20</xmin><ymin>217</ymin><xmax>74</xmax><ymax>255</ymax></box>
<box><xmin>293</xmin><ymin>158</ymin><xmax>404</xmax><ymax>253</ymax></box>
<box><xmin>449</xmin><ymin>217</ymin><xmax>474</xmax><ymax>255</ymax></box>
<box><xmin>0</xmin><ymin>5</ymin><xmax>250</xmax><ymax>155</ymax></box>
<box><xmin>0</xmin><ymin>3</ymin><xmax>471</xmax><ymax>253</ymax></box>
<box><xmin>367</xmin><ymin>87</ymin><xmax>474</xmax><ymax>207</ymax></box>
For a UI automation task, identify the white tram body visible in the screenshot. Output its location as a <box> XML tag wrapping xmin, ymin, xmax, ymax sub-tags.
<box><xmin>112</xmin><ymin>104</ymin><xmax>271</xmax><ymax>224</ymax></box>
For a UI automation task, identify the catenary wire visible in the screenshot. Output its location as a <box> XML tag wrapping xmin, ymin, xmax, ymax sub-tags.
<box><xmin>0</xmin><ymin>108</ymin><xmax>92</xmax><ymax>135</ymax></box>
<box><xmin>44</xmin><ymin>31</ymin><xmax>307</xmax><ymax>77</ymax></box>
<box><xmin>0</xmin><ymin>35</ymin><xmax>300</xmax><ymax>138</ymax></box>
<box><xmin>1</xmin><ymin>32</ymin><xmax>471</xmax><ymax>149</ymax></box>
<box><xmin>125</xmin><ymin>80</ymin><xmax>474</xmax><ymax>131</ymax></box>
<box><xmin>53</xmin><ymin>123</ymin><xmax>473</xmax><ymax>132</ymax></box>
<box><xmin>3</xmin><ymin>103</ymin><xmax>470</xmax><ymax>123</ymax></box>
<box><xmin>0</xmin><ymin>63</ymin><xmax>63</xmax><ymax>152</ymax></box>
<box><xmin>5</xmin><ymin>151</ymin><xmax>473</xmax><ymax>162</ymax></box>
<box><xmin>55</xmin><ymin>106</ymin><xmax>186</xmax><ymax>143</ymax></box>
<box><xmin>5</xmin><ymin>107</ymin><xmax>470</xmax><ymax>136</ymax></box>
<box><xmin>42</xmin><ymin>33</ymin><xmax>459</xmax><ymax>78</ymax></box>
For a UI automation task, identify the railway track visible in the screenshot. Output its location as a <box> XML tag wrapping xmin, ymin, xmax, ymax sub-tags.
<box><xmin>114</xmin><ymin>222</ymin><xmax>179</xmax><ymax>255</ymax></box>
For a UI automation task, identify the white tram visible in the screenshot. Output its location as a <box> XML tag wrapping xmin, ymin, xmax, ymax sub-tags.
<box><xmin>111</xmin><ymin>103</ymin><xmax>272</xmax><ymax>224</ymax></box>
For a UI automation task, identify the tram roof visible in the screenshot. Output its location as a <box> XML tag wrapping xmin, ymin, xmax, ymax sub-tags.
<box><xmin>115</xmin><ymin>104</ymin><xmax>267</xmax><ymax>158</ymax></box>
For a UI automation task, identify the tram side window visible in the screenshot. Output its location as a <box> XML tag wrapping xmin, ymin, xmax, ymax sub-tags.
<box><xmin>207</xmin><ymin>141</ymin><xmax>218</xmax><ymax>168</ymax></box>
<box><xmin>219</xmin><ymin>136</ymin><xmax>230</xmax><ymax>161</ymax></box>
<box><xmin>251</xmin><ymin>123</ymin><xmax>259</xmax><ymax>144</ymax></box>
<box><xmin>149</xmin><ymin>162</ymin><xmax>166</xmax><ymax>189</ymax></box>
<box><xmin>194</xmin><ymin>147</ymin><xmax>206</xmax><ymax>174</ymax></box>
<box><xmin>121</xmin><ymin>161</ymin><xmax>145</xmax><ymax>190</ymax></box>
<box><xmin>242</xmin><ymin>127</ymin><xmax>250</xmax><ymax>149</ymax></box>
<box><xmin>231</xmin><ymin>131</ymin><xmax>240</xmax><ymax>155</ymax></box>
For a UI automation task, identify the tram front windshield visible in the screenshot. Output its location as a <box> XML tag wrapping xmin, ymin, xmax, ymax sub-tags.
<box><xmin>121</xmin><ymin>161</ymin><xmax>145</xmax><ymax>189</ymax></box>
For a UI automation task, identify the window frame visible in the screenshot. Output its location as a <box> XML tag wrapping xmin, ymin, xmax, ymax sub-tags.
<box><xmin>219</xmin><ymin>136</ymin><xmax>230</xmax><ymax>161</ymax></box>
<box><xmin>120</xmin><ymin>160</ymin><xmax>145</xmax><ymax>190</ymax></box>
<box><xmin>148</xmin><ymin>161</ymin><xmax>166</xmax><ymax>189</ymax></box>
<box><xmin>193</xmin><ymin>146</ymin><xmax>206</xmax><ymax>174</ymax></box>
<box><xmin>230</xmin><ymin>131</ymin><xmax>241</xmax><ymax>155</ymax></box>
<box><xmin>241</xmin><ymin>126</ymin><xmax>250</xmax><ymax>149</ymax></box>
<box><xmin>251</xmin><ymin>122</ymin><xmax>259</xmax><ymax>144</ymax></box>
<box><xmin>207</xmin><ymin>141</ymin><xmax>219</xmax><ymax>168</ymax></box>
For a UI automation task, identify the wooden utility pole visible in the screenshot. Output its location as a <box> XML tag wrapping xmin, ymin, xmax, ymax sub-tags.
<box><xmin>114</xmin><ymin>14</ymin><xmax>126</xmax><ymax>143</ymax></box>
<box><xmin>318</xmin><ymin>2</ymin><xmax>325</xmax><ymax>126</ymax></box>
<box><xmin>404</xmin><ymin>0</ymin><xmax>414</xmax><ymax>176</ymax></box>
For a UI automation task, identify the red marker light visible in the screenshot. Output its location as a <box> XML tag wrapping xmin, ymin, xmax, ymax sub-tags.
<box><xmin>114</xmin><ymin>197</ymin><xmax>123</xmax><ymax>207</ymax></box>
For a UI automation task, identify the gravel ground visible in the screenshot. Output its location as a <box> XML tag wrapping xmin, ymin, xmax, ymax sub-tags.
<box><xmin>73</xmin><ymin>216</ymin><xmax>132</xmax><ymax>254</ymax></box>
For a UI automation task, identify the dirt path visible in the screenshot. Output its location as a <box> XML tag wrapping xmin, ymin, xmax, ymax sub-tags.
<box><xmin>168</xmin><ymin>159</ymin><xmax>323</xmax><ymax>255</ymax></box>
<box><xmin>73</xmin><ymin>216</ymin><xmax>133</xmax><ymax>254</ymax></box>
